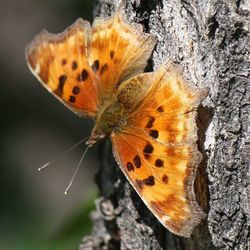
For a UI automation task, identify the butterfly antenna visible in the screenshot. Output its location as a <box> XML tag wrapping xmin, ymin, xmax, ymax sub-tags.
<box><xmin>64</xmin><ymin>145</ymin><xmax>90</xmax><ymax>195</ymax></box>
<box><xmin>38</xmin><ymin>137</ymin><xmax>89</xmax><ymax>171</ymax></box>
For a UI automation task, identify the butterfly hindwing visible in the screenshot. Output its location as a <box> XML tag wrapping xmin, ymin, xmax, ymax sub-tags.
<box><xmin>111</xmin><ymin>129</ymin><xmax>204</xmax><ymax>237</ymax></box>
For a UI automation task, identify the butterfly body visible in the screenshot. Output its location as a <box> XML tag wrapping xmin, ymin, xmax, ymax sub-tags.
<box><xmin>26</xmin><ymin>8</ymin><xmax>208</xmax><ymax>238</ymax></box>
<box><xmin>88</xmin><ymin>98</ymin><xmax>125</xmax><ymax>145</ymax></box>
<box><xmin>90</xmin><ymin>72</ymin><xmax>151</xmax><ymax>145</ymax></box>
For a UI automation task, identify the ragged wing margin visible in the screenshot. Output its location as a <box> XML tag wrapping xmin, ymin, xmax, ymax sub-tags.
<box><xmin>25</xmin><ymin>19</ymin><xmax>98</xmax><ymax>118</ymax></box>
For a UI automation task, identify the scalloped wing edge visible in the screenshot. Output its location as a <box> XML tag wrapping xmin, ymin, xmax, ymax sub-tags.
<box><xmin>25</xmin><ymin>19</ymin><xmax>97</xmax><ymax>118</ymax></box>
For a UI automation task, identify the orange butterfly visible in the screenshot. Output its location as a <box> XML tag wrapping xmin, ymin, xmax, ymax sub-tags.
<box><xmin>26</xmin><ymin>9</ymin><xmax>208</xmax><ymax>237</ymax></box>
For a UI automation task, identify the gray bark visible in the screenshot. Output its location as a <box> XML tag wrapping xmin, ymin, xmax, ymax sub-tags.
<box><xmin>80</xmin><ymin>0</ymin><xmax>250</xmax><ymax>249</ymax></box>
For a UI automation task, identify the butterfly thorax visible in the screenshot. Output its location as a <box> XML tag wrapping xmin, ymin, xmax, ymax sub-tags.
<box><xmin>87</xmin><ymin>76</ymin><xmax>151</xmax><ymax>146</ymax></box>
<box><xmin>87</xmin><ymin>98</ymin><xmax>127</xmax><ymax>146</ymax></box>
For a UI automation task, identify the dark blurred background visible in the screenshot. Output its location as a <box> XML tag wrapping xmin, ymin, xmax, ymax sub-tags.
<box><xmin>0</xmin><ymin>0</ymin><xmax>99</xmax><ymax>249</ymax></box>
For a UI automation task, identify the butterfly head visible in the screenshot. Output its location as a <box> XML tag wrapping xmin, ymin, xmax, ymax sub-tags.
<box><xmin>86</xmin><ymin>129</ymin><xmax>106</xmax><ymax>147</ymax></box>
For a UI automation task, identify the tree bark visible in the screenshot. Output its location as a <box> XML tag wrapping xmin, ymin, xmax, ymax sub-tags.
<box><xmin>80</xmin><ymin>0</ymin><xmax>249</xmax><ymax>249</ymax></box>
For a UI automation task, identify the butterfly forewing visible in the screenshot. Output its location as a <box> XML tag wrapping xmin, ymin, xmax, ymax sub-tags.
<box><xmin>26</xmin><ymin>11</ymin><xmax>156</xmax><ymax>116</ymax></box>
<box><xmin>25</xmin><ymin>19</ymin><xmax>98</xmax><ymax>117</ymax></box>
<box><xmin>89</xmin><ymin>11</ymin><xmax>156</xmax><ymax>98</ymax></box>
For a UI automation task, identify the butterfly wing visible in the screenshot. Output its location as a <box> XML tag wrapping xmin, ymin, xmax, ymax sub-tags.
<box><xmin>89</xmin><ymin>10</ymin><xmax>156</xmax><ymax>98</ymax></box>
<box><xmin>26</xmin><ymin>19</ymin><xmax>98</xmax><ymax>117</ymax></box>
<box><xmin>127</xmin><ymin>63</ymin><xmax>209</xmax><ymax>146</ymax></box>
<box><xmin>26</xmin><ymin>10</ymin><xmax>155</xmax><ymax>116</ymax></box>
<box><xmin>111</xmin><ymin>63</ymin><xmax>208</xmax><ymax>237</ymax></box>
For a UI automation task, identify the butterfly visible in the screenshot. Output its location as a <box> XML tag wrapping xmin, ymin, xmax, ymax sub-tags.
<box><xmin>25</xmin><ymin>8</ymin><xmax>208</xmax><ymax>237</ymax></box>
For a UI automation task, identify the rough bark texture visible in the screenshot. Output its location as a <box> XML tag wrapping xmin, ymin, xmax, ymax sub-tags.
<box><xmin>80</xmin><ymin>0</ymin><xmax>249</xmax><ymax>249</ymax></box>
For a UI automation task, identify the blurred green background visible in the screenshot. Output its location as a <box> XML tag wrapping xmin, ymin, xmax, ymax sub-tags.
<box><xmin>0</xmin><ymin>0</ymin><xmax>99</xmax><ymax>249</ymax></box>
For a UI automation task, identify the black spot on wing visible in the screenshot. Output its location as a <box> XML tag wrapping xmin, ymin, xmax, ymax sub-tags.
<box><xmin>146</xmin><ymin>117</ymin><xmax>155</xmax><ymax>128</ymax></box>
<box><xmin>162</xmin><ymin>174</ymin><xmax>168</xmax><ymax>184</ymax></box>
<box><xmin>149</xmin><ymin>130</ymin><xmax>159</xmax><ymax>139</ymax></box>
<box><xmin>143</xmin><ymin>143</ymin><xmax>154</xmax><ymax>154</ymax></box>
<box><xmin>127</xmin><ymin>162</ymin><xmax>134</xmax><ymax>172</ymax></box>
<box><xmin>72</xmin><ymin>61</ymin><xmax>78</xmax><ymax>70</ymax></box>
<box><xmin>91</xmin><ymin>60</ymin><xmax>99</xmax><ymax>72</ymax></box>
<box><xmin>157</xmin><ymin>106</ymin><xmax>164</xmax><ymax>112</ymax></box>
<box><xmin>155</xmin><ymin>159</ymin><xmax>164</xmax><ymax>168</ymax></box>
<box><xmin>136</xmin><ymin>175</ymin><xmax>155</xmax><ymax>189</ymax></box>
<box><xmin>69</xmin><ymin>95</ymin><xmax>76</xmax><ymax>103</ymax></box>
<box><xmin>61</xmin><ymin>58</ymin><xmax>67</xmax><ymax>65</ymax></box>
<box><xmin>100</xmin><ymin>63</ymin><xmax>108</xmax><ymax>75</ymax></box>
<box><xmin>133</xmin><ymin>155</ymin><xmax>141</xmax><ymax>168</ymax></box>
<box><xmin>144</xmin><ymin>175</ymin><xmax>155</xmax><ymax>186</ymax></box>
<box><xmin>72</xmin><ymin>86</ymin><xmax>81</xmax><ymax>95</ymax></box>
<box><xmin>55</xmin><ymin>75</ymin><xmax>67</xmax><ymax>96</ymax></box>
<box><xmin>110</xmin><ymin>50</ymin><xmax>115</xmax><ymax>59</ymax></box>
<box><xmin>77</xmin><ymin>69</ymin><xmax>88</xmax><ymax>81</ymax></box>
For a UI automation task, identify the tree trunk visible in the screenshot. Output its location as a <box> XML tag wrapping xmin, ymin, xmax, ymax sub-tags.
<box><xmin>80</xmin><ymin>0</ymin><xmax>249</xmax><ymax>249</ymax></box>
